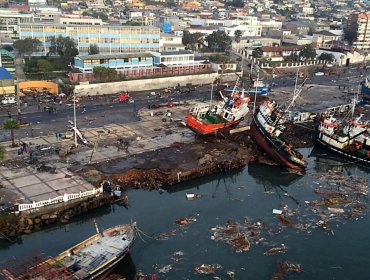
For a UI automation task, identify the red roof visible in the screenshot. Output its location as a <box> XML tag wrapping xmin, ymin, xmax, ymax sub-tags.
<box><xmin>259</xmin><ymin>45</ymin><xmax>304</xmax><ymax>52</ymax></box>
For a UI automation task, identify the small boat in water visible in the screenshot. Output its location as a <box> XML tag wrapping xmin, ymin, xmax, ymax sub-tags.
<box><xmin>250</xmin><ymin>100</ymin><xmax>307</xmax><ymax>171</ymax></box>
<box><xmin>1</xmin><ymin>223</ymin><xmax>136</xmax><ymax>280</ymax></box>
<box><xmin>317</xmin><ymin>115</ymin><xmax>370</xmax><ymax>164</ymax></box>
<box><xmin>186</xmin><ymin>81</ymin><xmax>250</xmax><ymax>135</ymax></box>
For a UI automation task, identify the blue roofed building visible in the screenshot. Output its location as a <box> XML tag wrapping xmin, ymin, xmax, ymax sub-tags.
<box><xmin>0</xmin><ymin>67</ymin><xmax>15</xmax><ymax>95</ymax></box>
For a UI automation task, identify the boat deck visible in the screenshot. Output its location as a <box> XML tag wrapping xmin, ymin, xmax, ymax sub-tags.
<box><xmin>201</xmin><ymin>114</ymin><xmax>224</xmax><ymax>124</ymax></box>
<box><xmin>59</xmin><ymin>226</ymin><xmax>135</xmax><ymax>279</ymax></box>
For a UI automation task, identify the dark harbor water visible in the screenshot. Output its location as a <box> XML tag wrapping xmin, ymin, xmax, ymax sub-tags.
<box><xmin>1</xmin><ymin>146</ymin><xmax>370</xmax><ymax>279</ymax></box>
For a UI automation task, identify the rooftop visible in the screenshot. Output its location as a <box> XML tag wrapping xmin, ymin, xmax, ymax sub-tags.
<box><xmin>0</xmin><ymin>67</ymin><xmax>14</xmax><ymax>80</ymax></box>
<box><xmin>160</xmin><ymin>50</ymin><xmax>194</xmax><ymax>56</ymax></box>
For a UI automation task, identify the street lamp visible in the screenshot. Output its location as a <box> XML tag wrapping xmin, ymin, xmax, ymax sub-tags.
<box><xmin>73</xmin><ymin>90</ymin><xmax>77</xmax><ymax>148</ymax></box>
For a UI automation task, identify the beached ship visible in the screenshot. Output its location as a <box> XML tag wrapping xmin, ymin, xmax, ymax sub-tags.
<box><xmin>317</xmin><ymin>115</ymin><xmax>370</xmax><ymax>164</ymax></box>
<box><xmin>1</xmin><ymin>223</ymin><xmax>136</xmax><ymax>280</ymax></box>
<box><xmin>186</xmin><ymin>88</ymin><xmax>250</xmax><ymax>135</ymax></box>
<box><xmin>250</xmin><ymin>100</ymin><xmax>307</xmax><ymax>171</ymax></box>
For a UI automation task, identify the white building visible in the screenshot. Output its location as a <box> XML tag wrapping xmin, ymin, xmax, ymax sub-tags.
<box><xmin>0</xmin><ymin>9</ymin><xmax>35</xmax><ymax>41</ymax></box>
<box><xmin>55</xmin><ymin>15</ymin><xmax>105</xmax><ymax>25</ymax></box>
<box><xmin>159</xmin><ymin>33</ymin><xmax>185</xmax><ymax>52</ymax></box>
<box><xmin>28</xmin><ymin>0</ymin><xmax>47</xmax><ymax>4</ymax></box>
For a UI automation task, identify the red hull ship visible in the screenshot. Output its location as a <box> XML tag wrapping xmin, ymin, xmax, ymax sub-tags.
<box><xmin>250</xmin><ymin>100</ymin><xmax>307</xmax><ymax>172</ymax></box>
<box><xmin>186</xmin><ymin>90</ymin><xmax>250</xmax><ymax>135</ymax></box>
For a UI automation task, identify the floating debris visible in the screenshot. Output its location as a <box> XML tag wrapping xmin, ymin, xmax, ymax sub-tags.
<box><xmin>227</xmin><ymin>270</ymin><xmax>236</xmax><ymax>279</ymax></box>
<box><xmin>194</xmin><ymin>264</ymin><xmax>221</xmax><ymax>275</ymax></box>
<box><xmin>271</xmin><ymin>261</ymin><xmax>303</xmax><ymax>280</ymax></box>
<box><xmin>156</xmin><ymin>214</ymin><xmax>198</xmax><ymax>240</ymax></box>
<box><xmin>230</xmin><ymin>234</ymin><xmax>250</xmax><ymax>253</ymax></box>
<box><xmin>174</xmin><ymin>214</ymin><xmax>198</xmax><ymax>226</ymax></box>
<box><xmin>186</xmin><ymin>193</ymin><xmax>202</xmax><ymax>200</ymax></box>
<box><xmin>210</xmin><ymin>218</ymin><xmax>262</xmax><ymax>253</ymax></box>
<box><xmin>264</xmin><ymin>246</ymin><xmax>288</xmax><ymax>256</ymax></box>
<box><xmin>157</xmin><ymin>264</ymin><xmax>172</xmax><ymax>274</ymax></box>
<box><xmin>170</xmin><ymin>251</ymin><xmax>185</xmax><ymax>263</ymax></box>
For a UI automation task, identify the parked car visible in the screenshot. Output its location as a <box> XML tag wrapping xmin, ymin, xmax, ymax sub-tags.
<box><xmin>1</xmin><ymin>96</ymin><xmax>16</xmax><ymax>105</ymax></box>
<box><xmin>315</xmin><ymin>72</ymin><xmax>325</xmax><ymax>76</ymax></box>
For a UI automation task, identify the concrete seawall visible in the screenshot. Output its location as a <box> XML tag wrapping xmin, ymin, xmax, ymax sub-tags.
<box><xmin>74</xmin><ymin>73</ymin><xmax>238</xmax><ymax>96</ymax></box>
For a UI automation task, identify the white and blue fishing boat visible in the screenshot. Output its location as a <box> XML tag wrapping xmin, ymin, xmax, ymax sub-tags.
<box><xmin>224</xmin><ymin>79</ymin><xmax>270</xmax><ymax>96</ymax></box>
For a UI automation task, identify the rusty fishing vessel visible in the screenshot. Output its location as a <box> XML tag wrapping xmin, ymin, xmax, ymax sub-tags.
<box><xmin>186</xmin><ymin>79</ymin><xmax>250</xmax><ymax>135</ymax></box>
<box><xmin>317</xmin><ymin>114</ymin><xmax>370</xmax><ymax>164</ymax></box>
<box><xmin>250</xmin><ymin>75</ymin><xmax>308</xmax><ymax>172</ymax></box>
<box><xmin>1</xmin><ymin>223</ymin><xmax>136</xmax><ymax>280</ymax></box>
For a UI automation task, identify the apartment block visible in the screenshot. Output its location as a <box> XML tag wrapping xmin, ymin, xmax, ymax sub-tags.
<box><xmin>19</xmin><ymin>23</ymin><xmax>160</xmax><ymax>55</ymax></box>
<box><xmin>349</xmin><ymin>12</ymin><xmax>370</xmax><ymax>51</ymax></box>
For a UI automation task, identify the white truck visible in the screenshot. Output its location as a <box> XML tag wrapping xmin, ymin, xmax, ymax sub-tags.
<box><xmin>1</xmin><ymin>96</ymin><xmax>16</xmax><ymax>105</ymax></box>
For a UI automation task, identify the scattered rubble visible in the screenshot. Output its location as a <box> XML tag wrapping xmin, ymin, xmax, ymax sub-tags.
<box><xmin>209</xmin><ymin>219</ymin><xmax>262</xmax><ymax>253</ymax></box>
<box><xmin>271</xmin><ymin>261</ymin><xmax>303</xmax><ymax>280</ymax></box>
<box><xmin>194</xmin><ymin>264</ymin><xmax>222</xmax><ymax>275</ymax></box>
<box><xmin>157</xmin><ymin>214</ymin><xmax>198</xmax><ymax>240</ymax></box>
<box><xmin>264</xmin><ymin>246</ymin><xmax>288</xmax><ymax>256</ymax></box>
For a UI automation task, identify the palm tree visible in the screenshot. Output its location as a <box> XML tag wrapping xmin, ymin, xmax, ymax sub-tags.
<box><xmin>234</xmin><ymin>30</ymin><xmax>243</xmax><ymax>43</ymax></box>
<box><xmin>3</xmin><ymin>118</ymin><xmax>20</xmax><ymax>147</ymax></box>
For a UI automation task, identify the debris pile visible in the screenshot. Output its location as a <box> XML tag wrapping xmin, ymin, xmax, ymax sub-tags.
<box><xmin>209</xmin><ymin>219</ymin><xmax>263</xmax><ymax>253</ymax></box>
<box><xmin>271</xmin><ymin>261</ymin><xmax>303</xmax><ymax>280</ymax></box>
<box><xmin>194</xmin><ymin>264</ymin><xmax>222</xmax><ymax>275</ymax></box>
<box><xmin>157</xmin><ymin>214</ymin><xmax>198</xmax><ymax>240</ymax></box>
<box><xmin>264</xmin><ymin>246</ymin><xmax>288</xmax><ymax>256</ymax></box>
<box><xmin>305</xmin><ymin>170</ymin><xmax>368</xmax><ymax>234</ymax></box>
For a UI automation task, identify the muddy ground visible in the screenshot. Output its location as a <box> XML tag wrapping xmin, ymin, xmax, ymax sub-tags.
<box><xmin>74</xmin><ymin>138</ymin><xmax>252</xmax><ymax>190</ymax></box>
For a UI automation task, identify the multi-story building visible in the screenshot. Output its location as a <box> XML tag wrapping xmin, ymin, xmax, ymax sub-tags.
<box><xmin>159</xmin><ymin>33</ymin><xmax>185</xmax><ymax>52</ymax></box>
<box><xmin>0</xmin><ymin>9</ymin><xmax>35</xmax><ymax>41</ymax></box>
<box><xmin>348</xmin><ymin>12</ymin><xmax>370</xmax><ymax>50</ymax></box>
<box><xmin>70</xmin><ymin>50</ymin><xmax>211</xmax><ymax>81</ymax></box>
<box><xmin>55</xmin><ymin>15</ymin><xmax>105</xmax><ymax>26</ymax></box>
<box><xmin>74</xmin><ymin>53</ymin><xmax>155</xmax><ymax>73</ymax></box>
<box><xmin>19</xmin><ymin>23</ymin><xmax>160</xmax><ymax>55</ymax></box>
<box><xmin>312</xmin><ymin>30</ymin><xmax>342</xmax><ymax>48</ymax></box>
<box><xmin>190</xmin><ymin>17</ymin><xmax>262</xmax><ymax>37</ymax></box>
<box><xmin>0</xmin><ymin>50</ymin><xmax>16</xmax><ymax>74</ymax></box>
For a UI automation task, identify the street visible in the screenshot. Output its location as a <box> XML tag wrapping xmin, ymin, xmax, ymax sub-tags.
<box><xmin>0</xmin><ymin>86</ymin><xmax>212</xmax><ymax>141</ymax></box>
<box><xmin>0</xmin><ymin>64</ymin><xmax>368</xmax><ymax>142</ymax></box>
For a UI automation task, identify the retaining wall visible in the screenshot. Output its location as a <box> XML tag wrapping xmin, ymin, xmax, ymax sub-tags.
<box><xmin>74</xmin><ymin>73</ymin><xmax>237</xmax><ymax>96</ymax></box>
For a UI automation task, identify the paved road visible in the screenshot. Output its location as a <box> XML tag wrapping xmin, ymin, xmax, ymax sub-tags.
<box><xmin>0</xmin><ymin>64</ymin><xmax>368</xmax><ymax>142</ymax></box>
<box><xmin>0</xmin><ymin>86</ymin><xmax>213</xmax><ymax>141</ymax></box>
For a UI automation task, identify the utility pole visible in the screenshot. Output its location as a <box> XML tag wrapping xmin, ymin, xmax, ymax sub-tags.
<box><xmin>73</xmin><ymin>90</ymin><xmax>78</xmax><ymax>148</ymax></box>
<box><xmin>15</xmin><ymin>81</ymin><xmax>22</xmax><ymax>124</ymax></box>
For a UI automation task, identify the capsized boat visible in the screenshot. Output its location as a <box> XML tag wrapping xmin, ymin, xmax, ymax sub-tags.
<box><xmin>186</xmin><ymin>88</ymin><xmax>250</xmax><ymax>135</ymax></box>
<box><xmin>1</xmin><ymin>223</ymin><xmax>136</xmax><ymax>280</ymax></box>
<box><xmin>250</xmin><ymin>100</ymin><xmax>307</xmax><ymax>171</ymax></box>
<box><xmin>317</xmin><ymin>115</ymin><xmax>370</xmax><ymax>164</ymax></box>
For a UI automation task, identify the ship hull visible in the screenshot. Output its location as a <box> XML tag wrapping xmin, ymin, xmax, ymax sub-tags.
<box><xmin>361</xmin><ymin>83</ymin><xmax>370</xmax><ymax>102</ymax></box>
<box><xmin>91</xmin><ymin>242</ymin><xmax>134</xmax><ymax>280</ymax></box>
<box><xmin>186</xmin><ymin>114</ymin><xmax>241</xmax><ymax>135</ymax></box>
<box><xmin>250</xmin><ymin>118</ymin><xmax>306</xmax><ymax>171</ymax></box>
<box><xmin>317</xmin><ymin>136</ymin><xmax>370</xmax><ymax>165</ymax></box>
